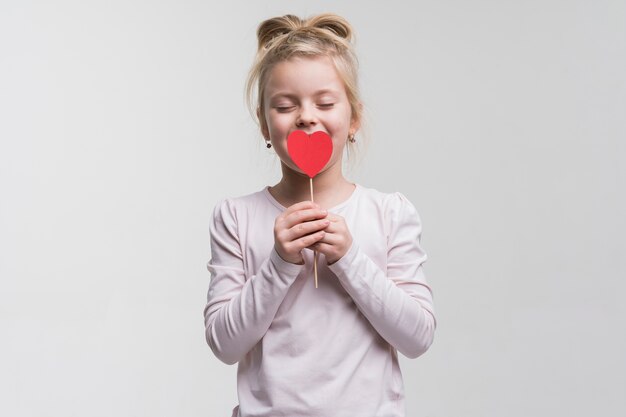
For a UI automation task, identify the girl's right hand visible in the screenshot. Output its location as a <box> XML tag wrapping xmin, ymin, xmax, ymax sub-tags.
<box><xmin>274</xmin><ymin>201</ymin><xmax>329</xmax><ymax>265</ymax></box>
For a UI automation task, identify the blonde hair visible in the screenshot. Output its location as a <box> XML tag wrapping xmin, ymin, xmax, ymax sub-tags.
<box><xmin>245</xmin><ymin>13</ymin><xmax>368</xmax><ymax>172</ymax></box>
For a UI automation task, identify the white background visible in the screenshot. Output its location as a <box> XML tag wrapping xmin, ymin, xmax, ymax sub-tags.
<box><xmin>1</xmin><ymin>1</ymin><xmax>624</xmax><ymax>416</ymax></box>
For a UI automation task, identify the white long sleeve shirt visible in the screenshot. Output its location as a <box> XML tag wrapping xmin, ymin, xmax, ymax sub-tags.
<box><xmin>204</xmin><ymin>183</ymin><xmax>436</xmax><ymax>417</ymax></box>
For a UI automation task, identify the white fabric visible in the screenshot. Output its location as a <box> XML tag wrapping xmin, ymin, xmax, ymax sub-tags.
<box><xmin>204</xmin><ymin>183</ymin><xmax>436</xmax><ymax>417</ymax></box>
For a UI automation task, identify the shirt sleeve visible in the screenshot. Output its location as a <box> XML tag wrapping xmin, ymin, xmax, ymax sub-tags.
<box><xmin>203</xmin><ymin>198</ymin><xmax>305</xmax><ymax>365</ymax></box>
<box><xmin>327</xmin><ymin>192</ymin><xmax>436</xmax><ymax>359</ymax></box>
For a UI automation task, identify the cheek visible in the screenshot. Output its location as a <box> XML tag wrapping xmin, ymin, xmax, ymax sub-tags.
<box><xmin>328</xmin><ymin>109</ymin><xmax>352</xmax><ymax>130</ymax></box>
<box><xmin>328</xmin><ymin>122</ymin><xmax>350</xmax><ymax>141</ymax></box>
<box><xmin>329</xmin><ymin>132</ymin><xmax>348</xmax><ymax>156</ymax></box>
<box><xmin>267</xmin><ymin>114</ymin><xmax>293</xmax><ymax>133</ymax></box>
<box><xmin>333</xmin><ymin>137</ymin><xmax>346</xmax><ymax>152</ymax></box>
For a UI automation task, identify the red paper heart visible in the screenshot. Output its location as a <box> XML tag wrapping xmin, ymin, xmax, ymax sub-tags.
<box><xmin>287</xmin><ymin>130</ymin><xmax>333</xmax><ymax>178</ymax></box>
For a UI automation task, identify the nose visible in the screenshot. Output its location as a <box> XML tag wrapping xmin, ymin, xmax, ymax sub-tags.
<box><xmin>296</xmin><ymin>102</ymin><xmax>318</xmax><ymax>129</ymax></box>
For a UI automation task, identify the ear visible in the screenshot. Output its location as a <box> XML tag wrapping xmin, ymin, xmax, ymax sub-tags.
<box><xmin>350</xmin><ymin>102</ymin><xmax>363</xmax><ymax>134</ymax></box>
<box><xmin>257</xmin><ymin>107</ymin><xmax>269</xmax><ymax>140</ymax></box>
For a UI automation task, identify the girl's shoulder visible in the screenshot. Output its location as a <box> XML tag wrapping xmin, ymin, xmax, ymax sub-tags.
<box><xmin>355</xmin><ymin>184</ymin><xmax>424</xmax><ymax>235</ymax></box>
<box><xmin>209</xmin><ymin>187</ymin><xmax>268</xmax><ymax>223</ymax></box>
<box><xmin>212</xmin><ymin>188</ymin><xmax>265</xmax><ymax>207</ymax></box>
<box><xmin>356</xmin><ymin>183</ymin><xmax>419</xmax><ymax>214</ymax></box>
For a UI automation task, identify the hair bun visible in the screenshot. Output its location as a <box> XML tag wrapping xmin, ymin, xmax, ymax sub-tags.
<box><xmin>307</xmin><ymin>13</ymin><xmax>353</xmax><ymax>42</ymax></box>
<box><xmin>256</xmin><ymin>14</ymin><xmax>303</xmax><ymax>51</ymax></box>
<box><xmin>256</xmin><ymin>13</ymin><xmax>354</xmax><ymax>52</ymax></box>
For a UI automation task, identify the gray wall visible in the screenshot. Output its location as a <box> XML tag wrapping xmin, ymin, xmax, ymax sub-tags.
<box><xmin>1</xmin><ymin>0</ymin><xmax>624</xmax><ymax>416</ymax></box>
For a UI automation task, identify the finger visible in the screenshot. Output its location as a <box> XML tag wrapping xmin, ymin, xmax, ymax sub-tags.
<box><xmin>308</xmin><ymin>241</ymin><xmax>332</xmax><ymax>253</ymax></box>
<box><xmin>293</xmin><ymin>230</ymin><xmax>326</xmax><ymax>251</ymax></box>
<box><xmin>283</xmin><ymin>207</ymin><xmax>328</xmax><ymax>229</ymax></box>
<box><xmin>319</xmin><ymin>221</ymin><xmax>337</xmax><ymax>233</ymax></box>
<box><xmin>317</xmin><ymin>231</ymin><xmax>338</xmax><ymax>245</ymax></box>
<box><xmin>315</xmin><ymin>215</ymin><xmax>343</xmax><ymax>232</ymax></box>
<box><xmin>308</xmin><ymin>231</ymin><xmax>342</xmax><ymax>250</ymax></box>
<box><xmin>288</xmin><ymin>218</ymin><xmax>330</xmax><ymax>241</ymax></box>
<box><xmin>322</xmin><ymin>212</ymin><xmax>345</xmax><ymax>224</ymax></box>
<box><xmin>276</xmin><ymin>200</ymin><xmax>319</xmax><ymax>224</ymax></box>
<box><xmin>282</xmin><ymin>200</ymin><xmax>318</xmax><ymax>217</ymax></box>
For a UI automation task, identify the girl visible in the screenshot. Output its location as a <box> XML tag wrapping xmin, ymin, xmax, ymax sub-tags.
<box><xmin>204</xmin><ymin>13</ymin><xmax>436</xmax><ymax>417</ymax></box>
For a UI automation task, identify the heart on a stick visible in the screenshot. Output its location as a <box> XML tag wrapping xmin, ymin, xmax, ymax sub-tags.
<box><xmin>287</xmin><ymin>130</ymin><xmax>333</xmax><ymax>178</ymax></box>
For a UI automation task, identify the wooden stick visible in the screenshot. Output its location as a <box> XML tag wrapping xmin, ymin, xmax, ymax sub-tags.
<box><xmin>310</xmin><ymin>177</ymin><xmax>318</xmax><ymax>288</ymax></box>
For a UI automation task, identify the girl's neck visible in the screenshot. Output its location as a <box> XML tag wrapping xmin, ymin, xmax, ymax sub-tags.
<box><xmin>269</xmin><ymin>161</ymin><xmax>355</xmax><ymax>210</ymax></box>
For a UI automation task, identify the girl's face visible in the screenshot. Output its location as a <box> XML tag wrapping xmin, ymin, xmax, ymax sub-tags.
<box><xmin>261</xmin><ymin>55</ymin><xmax>359</xmax><ymax>176</ymax></box>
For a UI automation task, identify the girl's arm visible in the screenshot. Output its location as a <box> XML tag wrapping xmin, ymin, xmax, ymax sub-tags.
<box><xmin>203</xmin><ymin>198</ymin><xmax>304</xmax><ymax>365</ymax></box>
<box><xmin>328</xmin><ymin>192</ymin><xmax>437</xmax><ymax>359</ymax></box>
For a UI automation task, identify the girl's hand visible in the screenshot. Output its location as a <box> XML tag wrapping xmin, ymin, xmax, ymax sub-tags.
<box><xmin>274</xmin><ymin>201</ymin><xmax>330</xmax><ymax>265</ymax></box>
<box><xmin>307</xmin><ymin>212</ymin><xmax>353</xmax><ymax>265</ymax></box>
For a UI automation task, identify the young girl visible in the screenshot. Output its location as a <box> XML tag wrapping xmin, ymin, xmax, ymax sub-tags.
<box><xmin>204</xmin><ymin>13</ymin><xmax>436</xmax><ymax>417</ymax></box>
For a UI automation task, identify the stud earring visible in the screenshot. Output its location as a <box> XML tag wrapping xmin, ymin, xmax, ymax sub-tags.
<box><xmin>266</xmin><ymin>141</ymin><xmax>272</xmax><ymax>148</ymax></box>
<box><xmin>348</xmin><ymin>133</ymin><xmax>356</xmax><ymax>143</ymax></box>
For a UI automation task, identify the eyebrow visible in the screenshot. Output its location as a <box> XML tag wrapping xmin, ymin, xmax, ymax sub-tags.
<box><xmin>269</xmin><ymin>89</ymin><xmax>340</xmax><ymax>101</ymax></box>
<box><xmin>313</xmin><ymin>88</ymin><xmax>339</xmax><ymax>97</ymax></box>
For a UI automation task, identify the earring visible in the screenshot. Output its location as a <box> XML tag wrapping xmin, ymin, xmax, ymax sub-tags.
<box><xmin>348</xmin><ymin>133</ymin><xmax>356</xmax><ymax>143</ymax></box>
<box><xmin>266</xmin><ymin>141</ymin><xmax>272</xmax><ymax>148</ymax></box>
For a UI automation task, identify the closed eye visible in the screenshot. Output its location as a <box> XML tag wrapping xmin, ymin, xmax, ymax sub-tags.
<box><xmin>318</xmin><ymin>103</ymin><xmax>335</xmax><ymax>109</ymax></box>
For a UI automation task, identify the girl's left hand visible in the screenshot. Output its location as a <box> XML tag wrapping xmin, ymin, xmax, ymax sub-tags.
<box><xmin>307</xmin><ymin>212</ymin><xmax>353</xmax><ymax>265</ymax></box>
